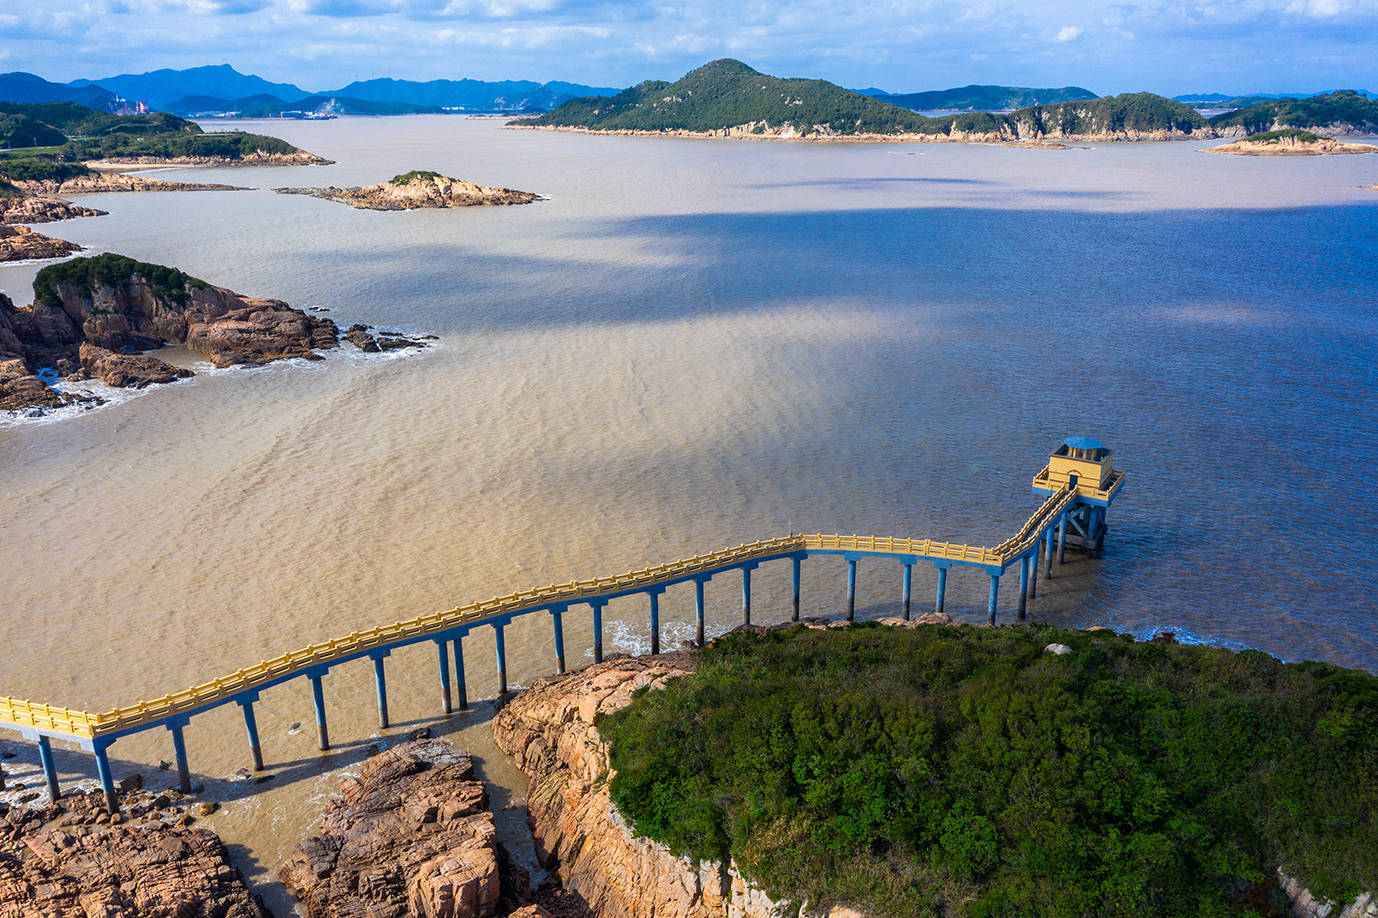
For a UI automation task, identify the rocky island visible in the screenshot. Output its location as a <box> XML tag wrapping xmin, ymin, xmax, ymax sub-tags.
<box><xmin>0</xmin><ymin>224</ymin><xmax>82</xmax><ymax>262</ymax></box>
<box><xmin>276</xmin><ymin>170</ymin><xmax>541</xmax><ymax>210</ymax></box>
<box><xmin>0</xmin><ymin>253</ymin><xmax>430</xmax><ymax>415</ymax></box>
<box><xmin>1204</xmin><ymin>129</ymin><xmax>1378</xmax><ymax>155</ymax></box>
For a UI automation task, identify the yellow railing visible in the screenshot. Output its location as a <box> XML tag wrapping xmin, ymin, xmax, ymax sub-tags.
<box><xmin>0</xmin><ymin>478</ymin><xmax>1107</xmax><ymax>741</ymax></box>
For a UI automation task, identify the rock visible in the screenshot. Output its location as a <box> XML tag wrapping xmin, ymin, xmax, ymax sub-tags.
<box><xmin>79</xmin><ymin>342</ymin><xmax>193</xmax><ymax>388</ymax></box>
<box><xmin>192</xmin><ymin>801</ymin><xmax>219</xmax><ymax>816</ymax></box>
<box><xmin>11</xmin><ymin>173</ymin><xmax>248</xmax><ymax>197</ymax></box>
<box><xmin>276</xmin><ymin>172</ymin><xmax>540</xmax><ymax>210</ymax></box>
<box><xmin>1045</xmin><ymin>643</ymin><xmax>1073</xmax><ymax>655</ymax></box>
<box><xmin>1203</xmin><ymin>136</ymin><xmax>1378</xmax><ymax>156</ymax></box>
<box><xmin>0</xmin><ymin>224</ymin><xmax>81</xmax><ymax>262</ymax></box>
<box><xmin>0</xmin><ymin>193</ymin><xmax>106</xmax><ymax>224</ymax></box>
<box><xmin>184</xmin><ymin>297</ymin><xmax>339</xmax><ymax>367</ymax></box>
<box><xmin>115</xmin><ymin>773</ymin><xmax>142</xmax><ymax>793</ymax></box>
<box><xmin>345</xmin><ymin>324</ymin><xmax>381</xmax><ymax>352</ymax></box>
<box><xmin>280</xmin><ymin>737</ymin><xmax>504</xmax><ymax>918</ymax></box>
<box><xmin>493</xmin><ymin>654</ymin><xmax>859</xmax><ymax>918</ymax></box>
<box><xmin>0</xmin><ymin>795</ymin><xmax>268</xmax><ymax>917</ymax></box>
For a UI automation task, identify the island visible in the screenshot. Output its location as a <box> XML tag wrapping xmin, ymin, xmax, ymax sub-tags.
<box><xmin>1203</xmin><ymin>129</ymin><xmax>1378</xmax><ymax>155</ymax></box>
<box><xmin>275</xmin><ymin>170</ymin><xmax>540</xmax><ymax>210</ymax></box>
<box><xmin>0</xmin><ymin>253</ymin><xmax>430</xmax><ymax>415</ymax></box>
<box><xmin>1209</xmin><ymin>90</ymin><xmax>1378</xmax><ymax>136</ymax></box>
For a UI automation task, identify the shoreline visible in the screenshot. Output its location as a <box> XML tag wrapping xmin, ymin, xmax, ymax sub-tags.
<box><xmin>504</xmin><ymin>122</ymin><xmax>1212</xmax><ymax>145</ymax></box>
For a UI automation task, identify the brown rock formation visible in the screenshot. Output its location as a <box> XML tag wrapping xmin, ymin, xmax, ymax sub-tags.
<box><xmin>0</xmin><ymin>793</ymin><xmax>269</xmax><ymax>918</ymax></box>
<box><xmin>184</xmin><ymin>298</ymin><xmax>339</xmax><ymax>366</ymax></box>
<box><xmin>79</xmin><ymin>342</ymin><xmax>193</xmax><ymax>387</ymax></box>
<box><xmin>277</xmin><ymin>172</ymin><xmax>539</xmax><ymax>210</ymax></box>
<box><xmin>280</xmin><ymin>737</ymin><xmax>505</xmax><ymax>918</ymax></box>
<box><xmin>85</xmin><ymin>150</ymin><xmax>332</xmax><ymax>168</ymax></box>
<box><xmin>0</xmin><ymin>225</ymin><xmax>81</xmax><ymax>263</ymax></box>
<box><xmin>494</xmin><ymin>653</ymin><xmax>846</xmax><ymax>918</ymax></box>
<box><xmin>1203</xmin><ymin>137</ymin><xmax>1378</xmax><ymax>155</ymax></box>
<box><xmin>12</xmin><ymin>172</ymin><xmax>247</xmax><ymax>197</ymax></box>
<box><xmin>0</xmin><ymin>194</ymin><xmax>106</xmax><ymax>224</ymax></box>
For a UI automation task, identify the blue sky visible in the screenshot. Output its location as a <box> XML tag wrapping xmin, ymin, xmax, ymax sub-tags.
<box><xmin>2</xmin><ymin>0</ymin><xmax>1375</xmax><ymax>94</ymax></box>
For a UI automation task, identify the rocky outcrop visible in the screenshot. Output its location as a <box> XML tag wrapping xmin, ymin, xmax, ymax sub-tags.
<box><xmin>0</xmin><ymin>194</ymin><xmax>106</xmax><ymax>224</ymax></box>
<box><xmin>1279</xmin><ymin>870</ymin><xmax>1378</xmax><ymax>918</ymax></box>
<box><xmin>280</xmin><ymin>738</ymin><xmax>509</xmax><ymax>918</ymax></box>
<box><xmin>184</xmin><ymin>298</ymin><xmax>340</xmax><ymax>367</ymax></box>
<box><xmin>0</xmin><ymin>791</ymin><xmax>268</xmax><ymax>918</ymax></box>
<box><xmin>0</xmin><ymin>224</ymin><xmax>81</xmax><ymax>262</ymax></box>
<box><xmin>85</xmin><ymin>150</ymin><xmax>333</xmax><ymax>168</ymax></box>
<box><xmin>277</xmin><ymin>172</ymin><xmax>540</xmax><ymax>210</ymax></box>
<box><xmin>80</xmin><ymin>342</ymin><xmax>192</xmax><ymax>387</ymax></box>
<box><xmin>494</xmin><ymin>653</ymin><xmax>857</xmax><ymax>918</ymax></box>
<box><xmin>344</xmin><ymin>322</ymin><xmax>434</xmax><ymax>353</ymax></box>
<box><xmin>1203</xmin><ymin>137</ymin><xmax>1378</xmax><ymax>155</ymax></box>
<box><xmin>12</xmin><ymin>172</ymin><xmax>246</xmax><ymax>197</ymax></box>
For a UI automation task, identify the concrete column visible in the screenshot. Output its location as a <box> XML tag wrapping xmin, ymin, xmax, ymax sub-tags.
<box><xmin>592</xmin><ymin>601</ymin><xmax>605</xmax><ymax>663</ymax></box>
<box><xmin>1044</xmin><ymin>527</ymin><xmax>1055</xmax><ymax>578</ymax></box>
<box><xmin>437</xmin><ymin>641</ymin><xmax>453</xmax><ymax>715</ymax></box>
<box><xmin>552</xmin><ymin>610</ymin><xmax>566</xmax><ymax>674</ymax></box>
<box><xmin>494</xmin><ymin>623</ymin><xmax>508</xmax><ymax>695</ymax></box>
<box><xmin>93</xmin><ymin>743</ymin><xmax>117</xmax><ymax>814</ymax></box>
<box><xmin>1027</xmin><ymin>547</ymin><xmax>1039</xmax><ymax>598</ymax></box>
<box><xmin>935</xmin><ymin>566</ymin><xmax>948</xmax><ymax>613</ymax></box>
<box><xmin>791</xmin><ymin>557</ymin><xmax>801</xmax><ymax>621</ymax></box>
<box><xmin>1017</xmin><ymin>557</ymin><xmax>1029</xmax><ymax>620</ymax></box>
<box><xmin>846</xmin><ymin>558</ymin><xmax>858</xmax><ymax>621</ymax></box>
<box><xmin>452</xmin><ymin>637</ymin><xmax>468</xmax><ymax>710</ymax></box>
<box><xmin>694</xmin><ymin>579</ymin><xmax>707</xmax><ymax>647</ymax></box>
<box><xmin>901</xmin><ymin>563</ymin><xmax>913</xmax><ymax>621</ymax></box>
<box><xmin>373</xmin><ymin>656</ymin><xmax>389</xmax><ymax>729</ymax></box>
<box><xmin>741</xmin><ymin>567</ymin><xmax>752</xmax><ymax>625</ymax></box>
<box><xmin>170</xmin><ymin>724</ymin><xmax>191</xmax><ymax>794</ymax></box>
<box><xmin>240</xmin><ymin>701</ymin><xmax>264</xmax><ymax>771</ymax></box>
<box><xmin>309</xmin><ymin>674</ymin><xmax>329</xmax><ymax>751</ymax></box>
<box><xmin>1057</xmin><ymin>513</ymin><xmax>1068</xmax><ymax>564</ymax></box>
<box><xmin>649</xmin><ymin>591</ymin><xmax>661</xmax><ymax>656</ymax></box>
<box><xmin>36</xmin><ymin>735</ymin><xmax>60</xmax><ymax>803</ymax></box>
<box><xmin>987</xmin><ymin>574</ymin><xmax>1000</xmax><ymax>626</ymax></box>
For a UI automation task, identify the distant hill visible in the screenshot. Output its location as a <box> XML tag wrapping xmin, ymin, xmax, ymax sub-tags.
<box><xmin>1176</xmin><ymin>90</ymin><xmax>1376</xmax><ymax>109</ymax></box>
<box><xmin>333</xmin><ymin>77</ymin><xmax>617</xmax><ymax>112</ymax></box>
<box><xmin>877</xmin><ymin>84</ymin><xmax>1099</xmax><ymax>111</ymax></box>
<box><xmin>0</xmin><ymin>72</ymin><xmax>117</xmax><ymax>110</ymax></box>
<box><xmin>71</xmin><ymin>64</ymin><xmax>310</xmax><ymax>110</ymax></box>
<box><xmin>164</xmin><ymin>93</ymin><xmax>444</xmax><ymax>117</ymax></box>
<box><xmin>1209</xmin><ymin>90</ymin><xmax>1378</xmax><ymax>135</ymax></box>
<box><xmin>527</xmin><ymin>61</ymin><xmax>1208</xmax><ymax>141</ymax></box>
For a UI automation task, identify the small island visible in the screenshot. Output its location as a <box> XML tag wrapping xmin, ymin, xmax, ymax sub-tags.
<box><xmin>1</xmin><ymin>253</ymin><xmax>431</xmax><ymax>415</ymax></box>
<box><xmin>275</xmin><ymin>170</ymin><xmax>540</xmax><ymax>210</ymax></box>
<box><xmin>0</xmin><ymin>224</ymin><xmax>83</xmax><ymax>262</ymax></box>
<box><xmin>1204</xmin><ymin>128</ymin><xmax>1378</xmax><ymax>156</ymax></box>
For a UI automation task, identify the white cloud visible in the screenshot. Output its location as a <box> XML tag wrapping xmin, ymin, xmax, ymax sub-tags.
<box><xmin>1055</xmin><ymin>25</ymin><xmax>1084</xmax><ymax>41</ymax></box>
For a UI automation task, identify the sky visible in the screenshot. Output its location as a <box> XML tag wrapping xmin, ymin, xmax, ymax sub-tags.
<box><xmin>2</xmin><ymin>0</ymin><xmax>1376</xmax><ymax>95</ymax></box>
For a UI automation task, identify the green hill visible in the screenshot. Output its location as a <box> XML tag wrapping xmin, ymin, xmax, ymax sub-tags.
<box><xmin>880</xmin><ymin>84</ymin><xmax>1098</xmax><ymax>112</ymax></box>
<box><xmin>1001</xmin><ymin>92</ymin><xmax>1210</xmax><ymax>137</ymax></box>
<box><xmin>602</xmin><ymin>624</ymin><xmax>1378</xmax><ymax>918</ymax></box>
<box><xmin>0</xmin><ymin>99</ymin><xmax>315</xmax><ymax>162</ymax></box>
<box><xmin>1209</xmin><ymin>90</ymin><xmax>1378</xmax><ymax>135</ymax></box>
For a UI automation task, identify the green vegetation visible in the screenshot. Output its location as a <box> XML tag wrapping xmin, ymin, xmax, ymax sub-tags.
<box><xmin>390</xmin><ymin>169</ymin><xmax>444</xmax><ymax>184</ymax></box>
<box><xmin>0</xmin><ymin>157</ymin><xmax>96</xmax><ymax>182</ymax></box>
<box><xmin>881</xmin><ymin>85</ymin><xmax>1098</xmax><ymax>112</ymax></box>
<box><xmin>34</xmin><ymin>254</ymin><xmax>207</xmax><ymax>309</ymax></box>
<box><xmin>527</xmin><ymin>62</ymin><xmax>1210</xmax><ymax>140</ymax></box>
<box><xmin>1209</xmin><ymin>90</ymin><xmax>1378</xmax><ymax>135</ymax></box>
<box><xmin>0</xmin><ymin>100</ymin><xmax>308</xmax><ymax>163</ymax></box>
<box><xmin>1240</xmin><ymin>129</ymin><xmax>1323</xmax><ymax>144</ymax></box>
<box><xmin>601</xmin><ymin>624</ymin><xmax>1378</xmax><ymax>918</ymax></box>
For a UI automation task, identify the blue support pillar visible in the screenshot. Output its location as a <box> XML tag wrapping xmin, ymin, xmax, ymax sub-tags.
<box><xmin>494</xmin><ymin>623</ymin><xmax>508</xmax><ymax>695</ymax></box>
<box><xmin>901</xmin><ymin>563</ymin><xmax>913</xmax><ymax>621</ymax></box>
<box><xmin>1028</xmin><ymin>545</ymin><xmax>1039</xmax><ymax>599</ymax></box>
<box><xmin>452</xmin><ymin>637</ymin><xmax>468</xmax><ymax>710</ymax></box>
<box><xmin>592</xmin><ymin>600</ymin><xmax>605</xmax><ymax>663</ymax></box>
<box><xmin>935</xmin><ymin>566</ymin><xmax>948</xmax><ymax>613</ymax></box>
<box><xmin>987</xmin><ymin>574</ymin><xmax>1000</xmax><ymax>626</ymax></box>
<box><xmin>438</xmin><ymin>640</ymin><xmax>453</xmax><ymax>715</ymax></box>
<box><xmin>1017</xmin><ymin>557</ymin><xmax>1030</xmax><ymax>620</ymax></box>
<box><xmin>1044</xmin><ymin>526</ymin><xmax>1055</xmax><ymax>578</ymax></box>
<box><xmin>694</xmin><ymin>579</ymin><xmax>707</xmax><ymax>647</ymax></box>
<box><xmin>846</xmin><ymin>558</ymin><xmax>858</xmax><ymax>621</ymax></box>
<box><xmin>741</xmin><ymin>567</ymin><xmax>752</xmax><ymax>625</ymax></box>
<box><xmin>240</xmin><ymin>700</ymin><xmax>264</xmax><ymax>771</ymax></box>
<box><xmin>1057</xmin><ymin>513</ymin><xmax>1068</xmax><ymax>564</ymax></box>
<box><xmin>551</xmin><ymin>609</ymin><xmax>566</xmax><ymax>674</ymax></box>
<box><xmin>36</xmin><ymin>735</ymin><xmax>60</xmax><ymax>803</ymax></box>
<box><xmin>93</xmin><ymin>742</ymin><xmax>117</xmax><ymax>814</ymax></box>
<box><xmin>170</xmin><ymin>724</ymin><xmax>191</xmax><ymax>794</ymax></box>
<box><xmin>649</xmin><ymin>590</ymin><xmax>662</xmax><ymax>655</ymax></box>
<box><xmin>310</xmin><ymin>673</ymin><xmax>329</xmax><ymax>751</ymax></box>
<box><xmin>372</xmin><ymin>654</ymin><xmax>389</xmax><ymax>729</ymax></box>
<box><xmin>791</xmin><ymin>557</ymin><xmax>801</xmax><ymax>621</ymax></box>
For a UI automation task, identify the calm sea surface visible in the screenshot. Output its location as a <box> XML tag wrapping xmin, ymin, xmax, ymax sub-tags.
<box><xmin>1</xmin><ymin>117</ymin><xmax>1376</xmax><ymax>909</ymax></box>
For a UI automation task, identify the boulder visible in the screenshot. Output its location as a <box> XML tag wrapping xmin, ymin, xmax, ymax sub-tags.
<box><xmin>79</xmin><ymin>342</ymin><xmax>192</xmax><ymax>388</ymax></box>
<box><xmin>0</xmin><ymin>224</ymin><xmax>81</xmax><ymax>263</ymax></box>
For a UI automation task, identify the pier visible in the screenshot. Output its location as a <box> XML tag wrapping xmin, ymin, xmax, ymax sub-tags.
<box><xmin>0</xmin><ymin>440</ymin><xmax>1124</xmax><ymax>812</ymax></box>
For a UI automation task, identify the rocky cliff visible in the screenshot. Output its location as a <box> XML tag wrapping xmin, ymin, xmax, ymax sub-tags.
<box><xmin>493</xmin><ymin>653</ymin><xmax>861</xmax><ymax>918</ymax></box>
<box><xmin>277</xmin><ymin>171</ymin><xmax>540</xmax><ymax>210</ymax></box>
<box><xmin>0</xmin><ymin>194</ymin><xmax>105</xmax><ymax>225</ymax></box>
<box><xmin>0</xmin><ymin>225</ymin><xmax>81</xmax><ymax>263</ymax></box>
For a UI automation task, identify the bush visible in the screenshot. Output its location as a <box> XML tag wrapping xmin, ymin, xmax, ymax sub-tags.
<box><xmin>600</xmin><ymin>624</ymin><xmax>1378</xmax><ymax>918</ymax></box>
<box><xmin>33</xmin><ymin>253</ymin><xmax>207</xmax><ymax>308</ymax></box>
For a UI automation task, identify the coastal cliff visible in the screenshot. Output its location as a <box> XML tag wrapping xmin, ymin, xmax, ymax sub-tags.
<box><xmin>493</xmin><ymin>654</ymin><xmax>858</xmax><ymax>918</ymax></box>
<box><xmin>277</xmin><ymin>170</ymin><xmax>540</xmax><ymax>210</ymax></box>
<box><xmin>0</xmin><ymin>225</ymin><xmax>82</xmax><ymax>262</ymax></box>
